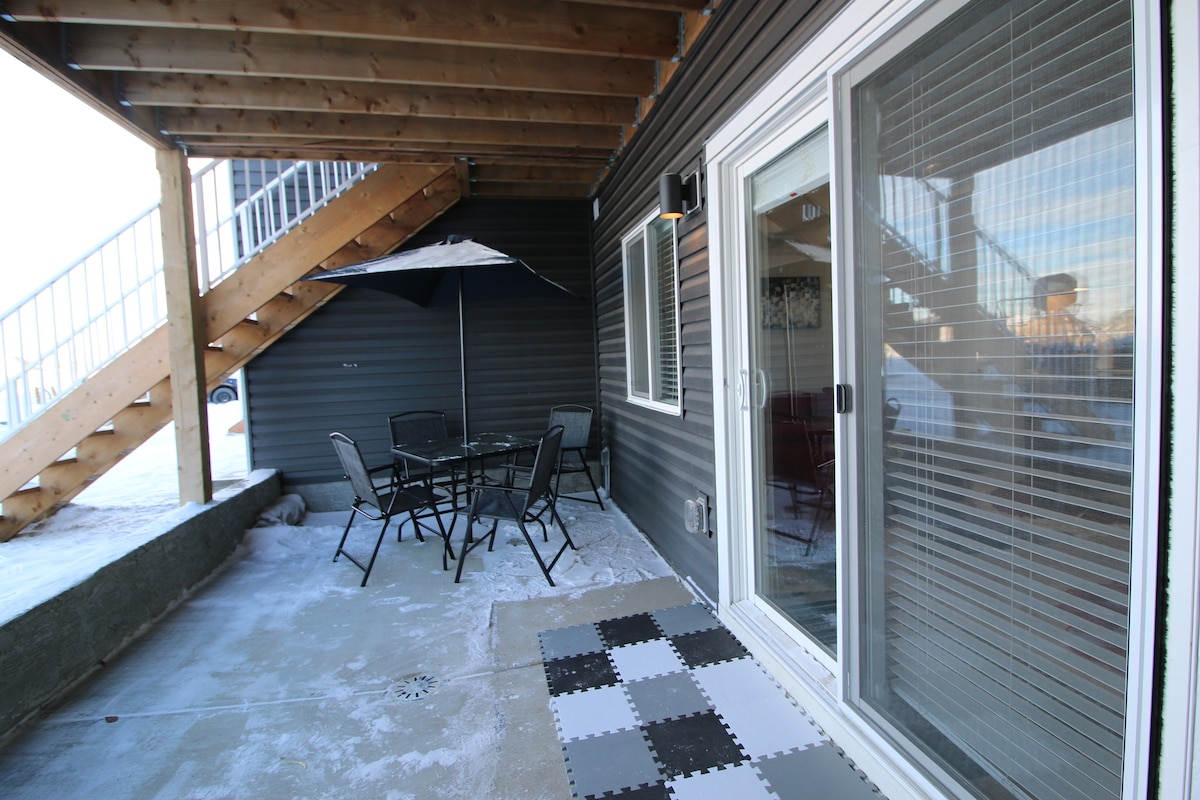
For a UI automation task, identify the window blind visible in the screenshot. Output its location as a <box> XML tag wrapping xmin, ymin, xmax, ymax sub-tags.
<box><xmin>625</xmin><ymin>231</ymin><xmax>650</xmax><ymax>398</ymax></box>
<box><xmin>853</xmin><ymin>0</ymin><xmax>1136</xmax><ymax>798</ymax></box>
<box><xmin>650</xmin><ymin>218</ymin><xmax>679</xmax><ymax>404</ymax></box>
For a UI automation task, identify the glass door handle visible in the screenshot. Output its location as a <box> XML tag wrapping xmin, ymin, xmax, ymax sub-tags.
<box><xmin>835</xmin><ymin>383</ymin><xmax>852</xmax><ymax>413</ymax></box>
<box><xmin>738</xmin><ymin>369</ymin><xmax>749</xmax><ymax>410</ymax></box>
<box><xmin>755</xmin><ymin>369</ymin><xmax>769</xmax><ymax>410</ymax></box>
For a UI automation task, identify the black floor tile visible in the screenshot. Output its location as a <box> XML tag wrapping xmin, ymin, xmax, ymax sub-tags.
<box><xmin>643</xmin><ymin>710</ymin><xmax>748</xmax><ymax>777</ymax></box>
<box><xmin>669</xmin><ymin>627</ymin><xmax>748</xmax><ymax>669</ymax></box>
<box><xmin>593</xmin><ymin>781</ymin><xmax>672</xmax><ymax>799</ymax></box>
<box><xmin>545</xmin><ymin>651</ymin><xmax>619</xmax><ymax>696</ymax></box>
<box><xmin>598</xmin><ymin>612</ymin><xmax>663</xmax><ymax>648</ymax></box>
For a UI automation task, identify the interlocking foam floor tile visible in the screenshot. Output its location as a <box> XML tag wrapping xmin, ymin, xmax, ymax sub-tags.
<box><xmin>650</xmin><ymin>604</ymin><xmax>721</xmax><ymax>638</ymax></box>
<box><xmin>668</xmin><ymin>627</ymin><xmax>748</xmax><ymax>669</ymax></box>
<box><xmin>552</xmin><ymin>683</ymin><xmax>639</xmax><ymax>741</ymax></box>
<box><xmin>560</xmin><ymin>727</ymin><xmax>664</xmax><ymax>798</ymax></box>
<box><xmin>598</xmin><ymin>612</ymin><xmax>663</xmax><ymax>648</ymax></box>
<box><xmin>545</xmin><ymin>650</ymin><xmax>619</xmax><ymax>696</ymax></box>
<box><xmin>754</xmin><ymin>745</ymin><xmax>882</xmax><ymax>800</ymax></box>
<box><xmin>539</xmin><ymin>604</ymin><xmax>885</xmax><ymax>800</ymax></box>
<box><xmin>643</xmin><ymin>710</ymin><xmax>747</xmax><ymax>776</ymax></box>
<box><xmin>624</xmin><ymin>672</ymin><xmax>710</xmax><ymax>724</ymax></box>
<box><xmin>666</xmin><ymin>762</ymin><xmax>780</xmax><ymax>800</ymax></box>
<box><xmin>609</xmin><ymin>638</ymin><xmax>686</xmax><ymax>682</ymax></box>
<box><xmin>541</xmin><ymin>622</ymin><xmax>606</xmax><ymax>661</ymax></box>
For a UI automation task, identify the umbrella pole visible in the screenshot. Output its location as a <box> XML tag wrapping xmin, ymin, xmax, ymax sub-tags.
<box><xmin>458</xmin><ymin>268</ymin><xmax>468</xmax><ymax>444</ymax></box>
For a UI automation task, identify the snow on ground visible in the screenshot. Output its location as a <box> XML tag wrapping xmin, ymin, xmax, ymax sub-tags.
<box><xmin>0</xmin><ymin>401</ymin><xmax>249</xmax><ymax>624</ymax></box>
<box><xmin>0</xmin><ymin>400</ymin><xmax>676</xmax><ymax>628</ymax></box>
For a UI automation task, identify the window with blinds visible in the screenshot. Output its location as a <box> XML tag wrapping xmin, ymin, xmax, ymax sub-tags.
<box><xmin>850</xmin><ymin>0</ymin><xmax>1137</xmax><ymax>798</ymax></box>
<box><xmin>623</xmin><ymin>212</ymin><xmax>680</xmax><ymax>410</ymax></box>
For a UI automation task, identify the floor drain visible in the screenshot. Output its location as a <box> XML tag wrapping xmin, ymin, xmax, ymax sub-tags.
<box><xmin>386</xmin><ymin>674</ymin><xmax>440</xmax><ymax>702</ymax></box>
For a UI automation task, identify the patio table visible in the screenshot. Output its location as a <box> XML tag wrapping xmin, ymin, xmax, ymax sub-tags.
<box><xmin>391</xmin><ymin>433</ymin><xmax>540</xmax><ymax>536</ymax></box>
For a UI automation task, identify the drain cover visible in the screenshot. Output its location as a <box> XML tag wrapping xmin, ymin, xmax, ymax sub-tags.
<box><xmin>386</xmin><ymin>674</ymin><xmax>440</xmax><ymax>702</ymax></box>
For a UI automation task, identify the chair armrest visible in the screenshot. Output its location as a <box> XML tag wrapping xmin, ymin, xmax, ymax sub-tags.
<box><xmin>499</xmin><ymin>462</ymin><xmax>533</xmax><ymax>488</ymax></box>
<box><xmin>367</xmin><ymin>462</ymin><xmax>399</xmax><ymax>491</ymax></box>
<box><xmin>465</xmin><ymin>482</ymin><xmax>531</xmax><ymax>520</ymax></box>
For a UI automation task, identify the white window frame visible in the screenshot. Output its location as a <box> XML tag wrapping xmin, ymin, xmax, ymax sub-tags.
<box><xmin>622</xmin><ymin>207</ymin><xmax>682</xmax><ymax>415</ymax></box>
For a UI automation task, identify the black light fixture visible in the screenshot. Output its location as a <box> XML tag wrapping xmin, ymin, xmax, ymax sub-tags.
<box><xmin>659</xmin><ymin>171</ymin><xmax>701</xmax><ymax>219</ymax></box>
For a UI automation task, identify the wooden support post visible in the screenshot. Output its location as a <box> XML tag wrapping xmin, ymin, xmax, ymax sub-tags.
<box><xmin>157</xmin><ymin>148</ymin><xmax>212</xmax><ymax>505</ymax></box>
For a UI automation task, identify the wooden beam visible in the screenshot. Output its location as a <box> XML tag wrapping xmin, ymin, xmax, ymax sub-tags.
<box><xmin>70</xmin><ymin>27</ymin><xmax>657</xmax><ymax>97</ymax></box>
<box><xmin>158</xmin><ymin>108</ymin><xmax>622</xmax><ymax>150</ymax></box>
<box><xmin>0</xmin><ymin>23</ymin><xmax>169</xmax><ymax>150</ymax></box>
<box><xmin>470</xmin><ymin>181</ymin><xmax>595</xmax><ymax>199</ymax></box>
<box><xmin>118</xmin><ymin>73</ymin><xmax>637</xmax><ymax>127</ymax></box>
<box><xmin>468</xmin><ymin>163</ymin><xmax>603</xmax><ymax>184</ymax></box>
<box><xmin>562</xmin><ymin>0</ymin><xmax>709</xmax><ymax>10</ymax></box>
<box><xmin>182</xmin><ymin>145</ymin><xmax>460</xmax><ymax>164</ymax></box>
<box><xmin>454</xmin><ymin>158</ymin><xmax>472</xmax><ymax>199</ymax></box>
<box><xmin>157</xmin><ymin>148</ymin><xmax>212</xmax><ymax>505</ymax></box>
<box><xmin>2</xmin><ymin>0</ymin><xmax>680</xmax><ymax>59</ymax></box>
<box><xmin>181</xmin><ymin>138</ymin><xmax>617</xmax><ymax>162</ymax></box>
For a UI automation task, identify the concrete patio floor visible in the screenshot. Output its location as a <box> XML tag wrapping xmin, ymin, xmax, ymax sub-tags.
<box><xmin>0</xmin><ymin>498</ymin><xmax>694</xmax><ymax>799</ymax></box>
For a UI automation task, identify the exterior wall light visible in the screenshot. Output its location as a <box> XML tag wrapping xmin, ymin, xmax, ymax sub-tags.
<box><xmin>659</xmin><ymin>171</ymin><xmax>702</xmax><ymax>219</ymax></box>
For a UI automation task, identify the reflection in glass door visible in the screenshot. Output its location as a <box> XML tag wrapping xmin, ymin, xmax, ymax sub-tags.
<box><xmin>747</xmin><ymin>128</ymin><xmax>836</xmax><ymax>655</ymax></box>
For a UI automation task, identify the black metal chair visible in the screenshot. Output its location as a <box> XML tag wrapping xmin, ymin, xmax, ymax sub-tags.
<box><xmin>454</xmin><ymin>425</ymin><xmax>575</xmax><ymax>586</ymax></box>
<box><xmin>547</xmin><ymin>404</ymin><xmax>604</xmax><ymax>508</ymax></box>
<box><xmin>388</xmin><ymin>410</ymin><xmax>465</xmax><ymax>506</ymax></box>
<box><xmin>329</xmin><ymin>431</ymin><xmax>452</xmax><ymax>586</ymax></box>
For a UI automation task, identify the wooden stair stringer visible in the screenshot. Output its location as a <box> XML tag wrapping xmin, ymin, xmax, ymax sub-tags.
<box><xmin>0</xmin><ymin>164</ymin><xmax>460</xmax><ymax>541</ymax></box>
<box><xmin>206</xmin><ymin>168</ymin><xmax>463</xmax><ymax>377</ymax></box>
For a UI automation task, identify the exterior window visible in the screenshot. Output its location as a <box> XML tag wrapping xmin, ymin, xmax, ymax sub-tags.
<box><xmin>849</xmin><ymin>0</ymin><xmax>1139</xmax><ymax>799</ymax></box>
<box><xmin>623</xmin><ymin>211</ymin><xmax>680</xmax><ymax>411</ymax></box>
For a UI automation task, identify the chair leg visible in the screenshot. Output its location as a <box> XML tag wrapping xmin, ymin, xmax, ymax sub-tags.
<box><xmin>334</xmin><ymin>508</ymin><xmax>357</xmax><ymax>562</ymax></box>
<box><xmin>336</xmin><ymin>518</ymin><xmax>391</xmax><ymax>586</ymax></box>
<box><xmin>513</xmin><ymin>520</ymin><xmax>554</xmax><ymax>587</ymax></box>
<box><xmin>547</xmin><ymin>501</ymin><xmax>576</xmax><ymax>552</ymax></box>
<box><xmin>453</xmin><ymin>511</ymin><xmax>498</xmax><ymax>583</ymax></box>
<box><xmin>518</xmin><ymin>510</ymin><xmax>575</xmax><ymax>587</ymax></box>
<box><xmin>556</xmin><ymin>449</ymin><xmax>604</xmax><ymax>509</ymax></box>
<box><xmin>410</xmin><ymin>508</ymin><xmax>453</xmax><ymax>571</ymax></box>
<box><xmin>358</xmin><ymin>519</ymin><xmax>391</xmax><ymax>586</ymax></box>
<box><xmin>581</xmin><ymin>460</ymin><xmax>604</xmax><ymax>509</ymax></box>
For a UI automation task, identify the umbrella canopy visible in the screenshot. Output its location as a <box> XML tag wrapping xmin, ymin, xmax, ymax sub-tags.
<box><xmin>306</xmin><ymin>237</ymin><xmax>577</xmax><ymax>308</ymax></box>
<box><xmin>304</xmin><ymin>237</ymin><xmax>581</xmax><ymax>440</ymax></box>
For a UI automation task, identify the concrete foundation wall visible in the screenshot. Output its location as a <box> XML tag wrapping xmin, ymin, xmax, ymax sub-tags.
<box><xmin>0</xmin><ymin>469</ymin><xmax>281</xmax><ymax>738</ymax></box>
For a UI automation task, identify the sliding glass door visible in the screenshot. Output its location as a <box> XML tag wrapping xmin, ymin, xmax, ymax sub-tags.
<box><xmin>745</xmin><ymin>128</ymin><xmax>838</xmax><ymax>656</ymax></box>
<box><xmin>716</xmin><ymin>0</ymin><xmax>1155</xmax><ymax>796</ymax></box>
<box><xmin>847</xmin><ymin>0</ymin><xmax>1143</xmax><ymax>797</ymax></box>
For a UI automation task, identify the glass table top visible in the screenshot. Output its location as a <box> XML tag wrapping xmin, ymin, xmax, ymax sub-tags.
<box><xmin>390</xmin><ymin>433</ymin><xmax>539</xmax><ymax>465</ymax></box>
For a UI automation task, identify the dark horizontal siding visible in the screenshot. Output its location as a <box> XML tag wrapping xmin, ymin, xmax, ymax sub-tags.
<box><xmin>592</xmin><ymin>0</ymin><xmax>846</xmax><ymax>601</ymax></box>
<box><xmin>246</xmin><ymin>197</ymin><xmax>597</xmax><ymax>484</ymax></box>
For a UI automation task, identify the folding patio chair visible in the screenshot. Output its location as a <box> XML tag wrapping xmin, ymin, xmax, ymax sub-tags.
<box><xmin>329</xmin><ymin>431</ymin><xmax>452</xmax><ymax>586</ymax></box>
<box><xmin>547</xmin><ymin>404</ymin><xmax>604</xmax><ymax>508</ymax></box>
<box><xmin>454</xmin><ymin>425</ymin><xmax>575</xmax><ymax>586</ymax></box>
<box><xmin>388</xmin><ymin>410</ymin><xmax>466</xmax><ymax>507</ymax></box>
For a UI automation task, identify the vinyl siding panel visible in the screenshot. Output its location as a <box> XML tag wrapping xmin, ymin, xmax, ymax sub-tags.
<box><xmin>592</xmin><ymin>0</ymin><xmax>846</xmax><ymax>601</ymax></box>
<box><xmin>245</xmin><ymin>197</ymin><xmax>596</xmax><ymax>484</ymax></box>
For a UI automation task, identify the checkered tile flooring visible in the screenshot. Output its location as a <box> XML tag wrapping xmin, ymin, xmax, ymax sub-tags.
<box><xmin>538</xmin><ymin>604</ymin><xmax>883</xmax><ymax>800</ymax></box>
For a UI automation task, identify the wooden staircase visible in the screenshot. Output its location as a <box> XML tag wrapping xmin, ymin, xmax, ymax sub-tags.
<box><xmin>0</xmin><ymin>163</ymin><xmax>461</xmax><ymax>541</ymax></box>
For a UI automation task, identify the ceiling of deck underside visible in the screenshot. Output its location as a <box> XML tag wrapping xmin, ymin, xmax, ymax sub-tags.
<box><xmin>0</xmin><ymin>0</ymin><xmax>716</xmax><ymax>198</ymax></box>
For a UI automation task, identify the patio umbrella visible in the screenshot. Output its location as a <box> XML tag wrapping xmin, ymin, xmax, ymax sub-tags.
<box><xmin>304</xmin><ymin>236</ymin><xmax>580</xmax><ymax>440</ymax></box>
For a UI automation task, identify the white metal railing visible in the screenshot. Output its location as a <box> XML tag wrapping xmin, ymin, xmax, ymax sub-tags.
<box><xmin>0</xmin><ymin>159</ymin><xmax>376</xmax><ymax>439</ymax></box>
